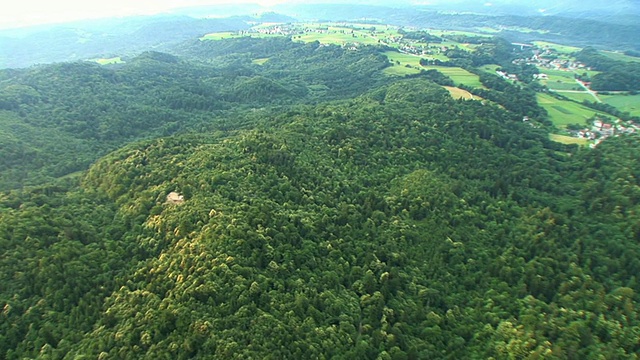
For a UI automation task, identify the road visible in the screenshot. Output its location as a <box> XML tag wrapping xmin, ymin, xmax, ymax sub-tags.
<box><xmin>574</xmin><ymin>78</ymin><xmax>601</xmax><ymax>102</ymax></box>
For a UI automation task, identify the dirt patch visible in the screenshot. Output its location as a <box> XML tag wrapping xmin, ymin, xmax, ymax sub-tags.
<box><xmin>444</xmin><ymin>86</ymin><xmax>475</xmax><ymax>100</ymax></box>
<box><xmin>166</xmin><ymin>192</ymin><xmax>185</xmax><ymax>204</ymax></box>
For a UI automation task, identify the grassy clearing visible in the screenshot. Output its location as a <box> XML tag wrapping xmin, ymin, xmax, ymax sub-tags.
<box><xmin>423</xmin><ymin>66</ymin><xmax>483</xmax><ymax>88</ymax></box>
<box><xmin>600</xmin><ymin>94</ymin><xmax>640</xmax><ymax>116</ymax></box>
<box><xmin>384</xmin><ymin>51</ymin><xmax>423</xmax><ymax>67</ymax></box>
<box><xmin>296</xmin><ymin>32</ymin><xmax>378</xmax><ymax>45</ymax></box>
<box><xmin>383</xmin><ymin>51</ymin><xmax>482</xmax><ymax>87</ymax></box>
<box><xmin>601</xmin><ymin>51</ymin><xmax>640</xmax><ymax>63</ymax></box>
<box><xmin>443</xmin><ymin>86</ymin><xmax>478</xmax><ymax>100</ymax></box>
<box><xmin>533</xmin><ymin>41</ymin><xmax>581</xmax><ymax>54</ymax></box>
<box><xmin>557</xmin><ymin>92</ymin><xmax>597</xmax><ymax>103</ymax></box>
<box><xmin>252</xmin><ymin>58</ymin><xmax>269</xmax><ymax>65</ymax></box>
<box><xmin>545</xmin><ymin>81</ymin><xmax>582</xmax><ymax>91</ymax></box>
<box><xmin>92</xmin><ymin>57</ymin><xmax>124</xmax><ymax>65</ymax></box>
<box><xmin>479</xmin><ymin>64</ymin><xmax>501</xmax><ymax>74</ymax></box>
<box><xmin>549</xmin><ymin>134</ymin><xmax>589</xmax><ymax>146</ymax></box>
<box><xmin>429</xmin><ymin>30</ymin><xmax>491</xmax><ymax>38</ymax></box>
<box><xmin>537</xmin><ymin>93</ymin><xmax>598</xmax><ymax>127</ymax></box>
<box><xmin>383</xmin><ymin>66</ymin><xmax>421</xmax><ymax>76</ymax></box>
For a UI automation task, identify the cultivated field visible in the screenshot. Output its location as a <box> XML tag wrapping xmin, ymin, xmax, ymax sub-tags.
<box><xmin>383</xmin><ymin>51</ymin><xmax>483</xmax><ymax>87</ymax></box>
<box><xmin>549</xmin><ymin>134</ymin><xmax>589</xmax><ymax>146</ymax></box>
<box><xmin>558</xmin><ymin>92</ymin><xmax>598</xmax><ymax>103</ymax></box>
<box><xmin>424</xmin><ymin>66</ymin><xmax>483</xmax><ymax>88</ymax></box>
<box><xmin>252</xmin><ymin>58</ymin><xmax>270</xmax><ymax>65</ymax></box>
<box><xmin>601</xmin><ymin>94</ymin><xmax>640</xmax><ymax>116</ymax></box>
<box><xmin>537</xmin><ymin>93</ymin><xmax>599</xmax><ymax>127</ymax></box>
<box><xmin>91</xmin><ymin>57</ymin><xmax>124</xmax><ymax>65</ymax></box>
<box><xmin>601</xmin><ymin>51</ymin><xmax>640</xmax><ymax>63</ymax></box>
<box><xmin>444</xmin><ymin>86</ymin><xmax>477</xmax><ymax>100</ymax></box>
<box><xmin>533</xmin><ymin>41</ymin><xmax>581</xmax><ymax>55</ymax></box>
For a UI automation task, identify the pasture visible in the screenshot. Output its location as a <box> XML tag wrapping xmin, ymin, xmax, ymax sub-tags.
<box><xmin>537</xmin><ymin>93</ymin><xmax>598</xmax><ymax>127</ymax></box>
<box><xmin>444</xmin><ymin>86</ymin><xmax>478</xmax><ymax>100</ymax></box>
<box><xmin>92</xmin><ymin>57</ymin><xmax>124</xmax><ymax>65</ymax></box>
<box><xmin>383</xmin><ymin>65</ymin><xmax>421</xmax><ymax>76</ymax></box>
<box><xmin>200</xmin><ymin>32</ymin><xmax>246</xmax><ymax>40</ymax></box>
<box><xmin>601</xmin><ymin>51</ymin><xmax>640</xmax><ymax>63</ymax></box>
<box><xmin>252</xmin><ymin>58</ymin><xmax>269</xmax><ymax>65</ymax></box>
<box><xmin>422</xmin><ymin>66</ymin><xmax>482</xmax><ymax>88</ymax></box>
<box><xmin>600</xmin><ymin>94</ymin><xmax>640</xmax><ymax>116</ymax></box>
<box><xmin>549</xmin><ymin>134</ymin><xmax>589</xmax><ymax>146</ymax></box>
<box><xmin>533</xmin><ymin>41</ymin><xmax>581</xmax><ymax>54</ymax></box>
<box><xmin>557</xmin><ymin>92</ymin><xmax>598</xmax><ymax>103</ymax></box>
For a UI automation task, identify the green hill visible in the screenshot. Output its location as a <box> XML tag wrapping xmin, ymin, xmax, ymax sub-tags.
<box><xmin>2</xmin><ymin>77</ymin><xmax>640</xmax><ymax>358</ymax></box>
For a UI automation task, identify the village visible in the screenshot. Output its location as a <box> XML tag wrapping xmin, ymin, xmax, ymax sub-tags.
<box><xmin>566</xmin><ymin>117</ymin><xmax>639</xmax><ymax>148</ymax></box>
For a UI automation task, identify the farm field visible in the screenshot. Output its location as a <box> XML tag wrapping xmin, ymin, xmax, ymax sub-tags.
<box><xmin>383</xmin><ymin>65</ymin><xmax>421</xmax><ymax>76</ymax></box>
<box><xmin>252</xmin><ymin>58</ymin><xmax>269</xmax><ymax>65</ymax></box>
<box><xmin>533</xmin><ymin>41</ymin><xmax>581</xmax><ymax>54</ymax></box>
<box><xmin>600</xmin><ymin>94</ymin><xmax>640</xmax><ymax>116</ymax></box>
<box><xmin>537</xmin><ymin>93</ymin><xmax>599</xmax><ymax>127</ymax></box>
<box><xmin>201</xmin><ymin>32</ymin><xmax>252</xmax><ymax>40</ymax></box>
<box><xmin>91</xmin><ymin>57</ymin><xmax>124</xmax><ymax>65</ymax></box>
<box><xmin>296</xmin><ymin>31</ymin><xmax>379</xmax><ymax>45</ymax></box>
<box><xmin>423</xmin><ymin>66</ymin><xmax>483</xmax><ymax>87</ymax></box>
<box><xmin>383</xmin><ymin>51</ymin><xmax>482</xmax><ymax>87</ymax></box>
<box><xmin>601</xmin><ymin>51</ymin><xmax>640</xmax><ymax>63</ymax></box>
<box><xmin>556</xmin><ymin>92</ymin><xmax>598</xmax><ymax>103</ymax></box>
<box><xmin>384</xmin><ymin>51</ymin><xmax>423</xmax><ymax>67</ymax></box>
<box><xmin>444</xmin><ymin>86</ymin><xmax>478</xmax><ymax>100</ymax></box>
<box><xmin>479</xmin><ymin>64</ymin><xmax>500</xmax><ymax>74</ymax></box>
<box><xmin>549</xmin><ymin>134</ymin><xmax>589</xmax><ymax>146</ymax></box>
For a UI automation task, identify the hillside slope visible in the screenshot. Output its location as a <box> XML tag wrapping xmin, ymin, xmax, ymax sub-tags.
<box><xmin>2</xmin><ymin>79</ymin><xmax>639</xmax><ymax>358</ymax></box>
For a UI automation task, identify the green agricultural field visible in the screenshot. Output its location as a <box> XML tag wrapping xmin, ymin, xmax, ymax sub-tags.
<box><xmin>533</xmin><ymin>41</ymin><xmax>581</xmax><ymax>54</ymax></box>
<box><xmin>384</xmin><ymin>51</ymin><xmax>423</xmax><ymax>67</ymax></box>
<box><xmin>545</xmin><ymin>81</ymin><xmax>582</xmax><ymax>91</ymax></box>
<box><xmin>537</xmin><ymin>93</ymin><xmax>599</xmax><ymax>127</ymax></box>
<box><xmin>296</xmin><ymin>31</ymin><xmax>379</xmax><ymax>45</ymax></box>
<box><xmin>549</xmin><ymin>134</ymin><xmax>589</xmax><ymax>146</ymax></box>
<box><xmin>429</xmin><ymin>30</ymin><xmax>491</xmax><ymax>38</ymax></box>
<box><xmin>557</xmin><ymin>92</ymin><xmax>598</xmax><ymax>103</ymax></box>
<box><xmin>200</xmin><ymin>32</ymin><xmax>245</xmax><ymax>40</ymax></box>
<box><xmin>383</xmin><ymin>65</ymin><xmax>422</xmax><ymax>76</ymax></box>
<box><xmin>600</xmin><ymin>94</ymin><xmax>640</xmax><ymax>116</ymax></box>
<box><xmin>479</xmin><ymin>64</ymin><xmax>501</xmax><ymax>74</ymax></box>
<box><xmin>91</xmin><ymin>57</ymin><xmax>124</xmax><ymax>65</ymax></box>
<box><xmin>423</xmin><ymin>66</ymin><xmax>483</xmax><ymax>88</ymax></box>
<box><xmin>444</xmin><ymin>86</ymin><xmax>478</xmax><ymax>100</ymax></box>
<box><xmin>383</xmin><ymin>51</ymin><xmax>482</xmax><ymax>87</ymax></box>
<box><xmin>252</xmin><ymin>58</ymin><xmax>269</xmax><ymax>65</ymax></box>
<box><xmin>601</xmin><ymin>51</ymin><xmax>640</xmax><ymax>63</ymax></box>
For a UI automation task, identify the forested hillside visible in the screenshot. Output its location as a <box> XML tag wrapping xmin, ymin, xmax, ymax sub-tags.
<box><xmin>2</xmin><ymin>74</ymin><xmax>640</xmax><ymax>358</ymax></box>
<box><xmin>0</xmin><ymin>38</ymin><xmax>390</xmax><ymax>190</ymax></box>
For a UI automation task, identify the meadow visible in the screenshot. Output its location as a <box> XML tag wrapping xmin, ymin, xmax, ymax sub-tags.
<box><xmin>601</xmin><ymin>51</ymin><xmax>640</xmax><ymax>63</ymax></box>
<box><xmin>558</xmin><ymin>92</ymin><xmax>598</xmax><ymax>103</ymax></box>
<box><xmin>537</xmin><ymin>93</ymin><xmax>598</xmax><ymax>127</ymax></box>
<box><xmin>549</xmin><ymin>133</ymin><xmax>589</xmax><ymax>146</ymax></box>
<box><xmin>533</xmin><ymin>41</ymin><xmax>581</xmax><ymax>55</ymax></box>
<box><xmin>600</xmin><ymin>94</ymin><xmax>640</xmax><ymax>116</ymax></box>
<box><xmin>424</xmin><ymin>66</ymin><xmax>483</xmax><ymax>88</ymax></box>
<box><xmin>91</xmin><ymin>57</ymin><xmax>124</xmax><ymax>65</ymax></box>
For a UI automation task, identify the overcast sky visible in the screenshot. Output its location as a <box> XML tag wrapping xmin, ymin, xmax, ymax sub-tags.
<box><xmin>0</xmin><ymin>0</ymin><xmax>287</xmax><ymax>29</ymax></box>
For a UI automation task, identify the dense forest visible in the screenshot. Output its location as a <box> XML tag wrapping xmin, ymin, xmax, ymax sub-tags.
<box><xmin>0</xmin><ymin>38</ymin><xmax>390</xmax><ymax>190</ymax></box>
<box><xmin>1</xmin><ymin>35</ymin><xmax>640</xmax><ymax>359</ymax></box>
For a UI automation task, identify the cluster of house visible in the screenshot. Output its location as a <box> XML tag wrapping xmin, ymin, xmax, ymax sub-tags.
<box><xmin>515</xmin><ymin>46</ymin><xmax>590</xmax><ymax>72</ymax></box>
<box><xmin>496</xmin><ymin>70</ymin><xmax>519</xmax><ymax>81</ymax></box>
<box><xmin>570</xmin><ymin>118</ymin><xmax>639</xmax><ymax>147</ymax></box>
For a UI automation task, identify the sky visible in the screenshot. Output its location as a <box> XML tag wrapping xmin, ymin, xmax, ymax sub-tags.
<box><xmin>0</xmin><ymin>0</ymin><xmax>285</xmax><ymax>29</ymax></box>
